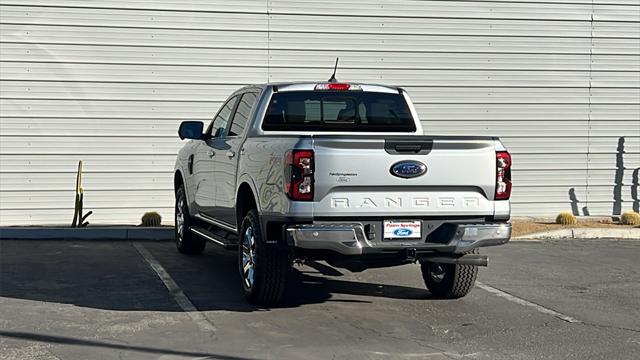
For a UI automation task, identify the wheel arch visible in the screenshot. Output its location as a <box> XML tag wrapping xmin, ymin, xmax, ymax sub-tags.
<box><xmin>174</xmin><ymin>169</ymin><xmax>192</xmax><ymax>212</ymax></box>
<box><xmin>236</xmin><ymin>181</ymin><xmax>258</xmax><ymax>230</ymax></box>
<box><xmin>174</xmin><ymin>170</ymin><xmax>185</xmax><ymax>192</ymax></box>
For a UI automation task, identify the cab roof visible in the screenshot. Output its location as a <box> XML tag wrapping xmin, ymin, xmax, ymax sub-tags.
<box><xmin>244</xmin><ymin>82</ymin><xmax>403</xmax><ymax>94</ymax></box>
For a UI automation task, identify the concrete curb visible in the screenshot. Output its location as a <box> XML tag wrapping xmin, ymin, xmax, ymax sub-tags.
<box><xmin>0</xmin><ymin>227</ymin><xmax>174</xmax><ymax>241</ymax></box>
<box><xmin>514</xmin><ymin>227</ymin><xmax>640</xmax><ymax>241</ymax></box>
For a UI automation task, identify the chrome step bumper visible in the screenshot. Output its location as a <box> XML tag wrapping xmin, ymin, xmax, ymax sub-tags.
<box><xmin>287</xmin><ymin>223</ymin><xmax>511</xmax><ymax>256</ymax></box>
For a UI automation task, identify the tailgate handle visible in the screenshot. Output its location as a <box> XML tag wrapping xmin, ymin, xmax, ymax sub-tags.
<box><xmin>395</xmin><ymin>144</ymin><xmax>422</xmax><ymax>153</ymax></box>
<box><xmin>385</xmin><ymin>140</ymin><xmax>433</xmax><ymax>155</ymax></box>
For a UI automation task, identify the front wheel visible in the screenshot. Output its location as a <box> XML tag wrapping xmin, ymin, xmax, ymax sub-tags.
<box><xmin>175</xmin><ymin>185</ymin><xmax>206</xmax><ymax>255</ymax></box>
<box><xmin>420</xmin><ymin>254</ymin><xmax>478</xmax><ymax>299</ymax></box>
<box><xmin>238</xmin><ymin>209</ymin><xmax>289</xmax><ymax>305</ymax></box>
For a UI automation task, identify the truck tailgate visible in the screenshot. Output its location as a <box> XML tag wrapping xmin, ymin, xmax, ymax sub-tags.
<box><xmin>312</xmin><ymin>136</ymin><xmax>498</xmax><ymax>218</ymax></box>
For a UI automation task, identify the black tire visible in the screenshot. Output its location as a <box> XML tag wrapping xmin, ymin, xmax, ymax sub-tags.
<box><xmin>420</xmin><ymin>251</ymin><xmax>478</xmax><ymax>299</ymax></box>
<box><xmin>238</xmin><ymin>209</ymin><xmax>289</xmax><ymax>305</ymax></box>
<box><xmin>175</xmin><ymin>185</ymin><xmax>206</xmax><ymax>255</ymax></box>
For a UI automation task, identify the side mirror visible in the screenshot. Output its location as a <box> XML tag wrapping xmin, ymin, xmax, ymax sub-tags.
<box><xmin>178</xmin><ymin>121</ymin><xmax>204</xmax><ymax>140</ymax></box>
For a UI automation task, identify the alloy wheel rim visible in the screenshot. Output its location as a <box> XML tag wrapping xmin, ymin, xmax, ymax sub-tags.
<box><xmin>241</xmin><ymin>226</ymin><xmax>257</xmax><ymax>289</ymax></box>
<box><xmin>176</xmin><ymin>197</ymin><xmax>185</xmax><ymax>245</ymax></box>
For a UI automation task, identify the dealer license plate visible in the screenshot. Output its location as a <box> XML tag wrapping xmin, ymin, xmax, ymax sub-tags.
<box><xmin>383</xmin><ymin>220</ymin><xmax>421</xmax><ymax>239</ymax></box>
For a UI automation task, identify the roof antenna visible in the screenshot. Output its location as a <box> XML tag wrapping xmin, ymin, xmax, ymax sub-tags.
<box><xmin>328</xmin><ymin>57</ymin><xmax>339</xmax><ymax>83</ymax></box>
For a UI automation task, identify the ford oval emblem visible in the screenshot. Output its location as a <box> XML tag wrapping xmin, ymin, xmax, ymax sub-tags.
<box><xmin>390</xmin><ymin>161</ymin><xmax>427</xmax><ymax>179</ymax></box>
<box><xmin>393</xmin><ymin>228</ymin><xmax>413</xmax><ymax>237</ymax></box>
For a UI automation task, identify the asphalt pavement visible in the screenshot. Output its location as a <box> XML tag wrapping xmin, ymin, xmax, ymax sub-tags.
<box><xmin>0</xmin><ymin>238</ymin><xmax>638</xmax><ymax>360</ymax></box>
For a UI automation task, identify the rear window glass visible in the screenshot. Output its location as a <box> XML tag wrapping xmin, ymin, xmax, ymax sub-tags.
<box><xmin>262</xmin><ymin>91</ymin><xmax>416</xmax><ymax>132</ymax></box>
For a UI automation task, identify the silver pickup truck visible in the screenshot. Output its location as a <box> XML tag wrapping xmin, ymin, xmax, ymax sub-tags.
<box><xmin>174</xmin><ymin>81</ymin><xmax>512</xmax><ymax>305</ymax></box>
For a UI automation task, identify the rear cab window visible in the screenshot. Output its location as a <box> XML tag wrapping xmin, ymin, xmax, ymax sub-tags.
<box><xmin>262</xmin><ymin>91</ymin><xmax>416</xmax><ymax>132</ymax></box>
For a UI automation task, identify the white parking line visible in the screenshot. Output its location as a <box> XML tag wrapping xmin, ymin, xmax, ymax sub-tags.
<box><xmin>371</xmin><ymin>351</ymin><xmax>479</xmax><ymax>359</ymax></box>
<box><xmin>476</xmin><ymin>281</ymin><xmax>582</xmax><ymax>324</ymax></box>
<box><xmin>132</xmin><ymin>242</ymin><xmax>217</xmax><ymax>335</ymax></box>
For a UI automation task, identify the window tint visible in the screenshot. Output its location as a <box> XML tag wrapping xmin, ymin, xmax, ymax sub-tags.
<box><xmin>229</xmin><ymin>92</ymin><xmax>258</xmax><ymax>137</ymax></box>
<box><xmin>262</xmin><ymin>91</ymin><xmax>415</xmax><ymax>132</ymax></box>
<box><xmin>209</xmin><ymin>96</ymin><xmax>239</xmax><ymax>137</ymax></box>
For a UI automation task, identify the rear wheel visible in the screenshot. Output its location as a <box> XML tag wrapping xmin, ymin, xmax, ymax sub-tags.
<box><xmin>420</xmin><ymin>252</ymin><xmax>478</xmax><ymax>299</ymax></box>
<box><xmin>175</xmin><ymin>185</ymin><xmax>206</xmax><ymax>255</ymax></box>
<box><xmin>239</xmin><ymin>209</ymin><xmax>289</xmax><ymax>305</ymax></box>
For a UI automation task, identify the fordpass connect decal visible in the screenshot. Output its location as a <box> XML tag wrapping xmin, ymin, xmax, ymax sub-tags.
<box><xmin>384</xmin><ymin>221</ymin><xmax>421</xmax><ymax>239</ymax></box>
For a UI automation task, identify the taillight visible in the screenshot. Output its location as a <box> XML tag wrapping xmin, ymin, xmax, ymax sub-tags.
<box><xmin>284</xmin><ymin>149</ymin><xmax>314</xmax><ymax>201</ymax></box>
<box><xmin>495</xmin><ymin>151</ymin><xmax>512</xmax><ymax>200</ymax></box>
<box><xmin>314</xmin><ymin>83</ymin><xmax>362</xmax><ymax>91</ymax></box>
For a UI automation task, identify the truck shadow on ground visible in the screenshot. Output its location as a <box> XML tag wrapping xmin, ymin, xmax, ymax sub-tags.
<box><xmin>138</xmin><ymin>242</ymin><xmax>433</xmax><ymax>311</ymax></box>
<box><xmin>0</xmin><ymin>240</ymin><xmax>431</xmax><ymax>313</ymax></box>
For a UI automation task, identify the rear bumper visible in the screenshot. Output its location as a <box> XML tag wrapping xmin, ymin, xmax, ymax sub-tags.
<box><xmin>286</xmin><ymin>222</ymin><xmax>511</xmax><ymax>256</ymax></box>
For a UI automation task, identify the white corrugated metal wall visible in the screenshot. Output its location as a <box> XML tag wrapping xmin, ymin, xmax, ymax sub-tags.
<box><xmin>0</xmin><ymin>0</ymin><xmax>638</xmax><ymax>225</ymax></box>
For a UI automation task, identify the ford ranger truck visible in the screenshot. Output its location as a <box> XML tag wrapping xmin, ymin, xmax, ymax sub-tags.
<box><xmin>174</xmin><ymin>82</ymin><xmax>512</xmax><ymax>305</ymax></box>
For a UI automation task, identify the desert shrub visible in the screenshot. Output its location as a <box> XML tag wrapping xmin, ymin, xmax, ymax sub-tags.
<box><xmin>620</xmin><ymin>211</ymin><xmax>640</xmax><ymax>226</ymax></box>
<box><xmin>555</xmin><ymin>212</ymin><xmax>577</xmax><ymax>225</ymax></box>
<box><xmin>141</xmin><ymin>211</ymin><xmax>162</xmax><ymax>226</ymax></box>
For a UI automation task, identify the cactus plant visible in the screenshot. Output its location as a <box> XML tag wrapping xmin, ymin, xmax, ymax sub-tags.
<box><xmin>555</xmin><ymin>212</ymin><xmax>577</xmax><ymax>225</ymax></box>
<box><xmin>141</xmin><ymin>211</ymin><xmax>162</xmax><ymax>227</ymax></box>
<box><xmin>620</xmin><ymin>211</ymin><xmax>640</xmax><ymax>226</ymax></box>
<box><xmin>71</xmin><ymin>160</ymin><xmax>92</xmax><ymax>227</ymax></box>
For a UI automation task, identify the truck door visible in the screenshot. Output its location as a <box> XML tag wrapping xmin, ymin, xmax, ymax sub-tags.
<box><xmin>210</xmin><ymin>91</ymin><xmax>259</xmax><ymax>227</ymax></box>
<box><xmin>193</xmin><ymin>95</ymin><xmax>239</xmax><ymax>216</ymax></box>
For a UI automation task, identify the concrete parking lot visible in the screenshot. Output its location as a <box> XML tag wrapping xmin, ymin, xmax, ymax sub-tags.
<box><xmin>0</xmin><ymin>238</ymin><xmax>638</xmax><ymax>360</ymax></box>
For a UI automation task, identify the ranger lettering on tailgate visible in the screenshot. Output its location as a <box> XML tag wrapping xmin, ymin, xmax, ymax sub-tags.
<box><xmin>330</xmin><ymin>196</ymin><xmax>481</xmax><ymax>209</ymax></box>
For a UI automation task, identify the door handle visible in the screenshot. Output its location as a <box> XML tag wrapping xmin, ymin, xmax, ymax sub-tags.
<box><xmin>207</xmin><ymin>150</ymin><xmax>215</xmax><ymax>158</ymax></box>
<box><xmin>226</xmin><ymin>151</ymin><xmax>236</xmax><ymax>158</ymax></box>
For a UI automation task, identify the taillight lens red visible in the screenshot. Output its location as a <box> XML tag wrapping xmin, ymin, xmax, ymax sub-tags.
<box><xmin>327</xmin><ymin>83</ymin><xmax>350</xmax><ymax>90</ymax></box>
<box><xmin>495</xmin><ymin>151</ymin><xmax>512</xmax><ymax>200</ymax></box>
<box><xmin>284</xmin><ymin>149</ymin><xmax>314</xmax><ymax>201</ymax></box>
<box><xmin>314</xmin><ymin>83</ymin><xmax>361</xmax><ymax>91</ymax></box>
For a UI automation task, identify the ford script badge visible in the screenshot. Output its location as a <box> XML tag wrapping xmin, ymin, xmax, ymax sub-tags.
<box><xmin>390</xmin><ymin>161</ymin><xmax>427</xmax><ymax>179</ymax></box>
